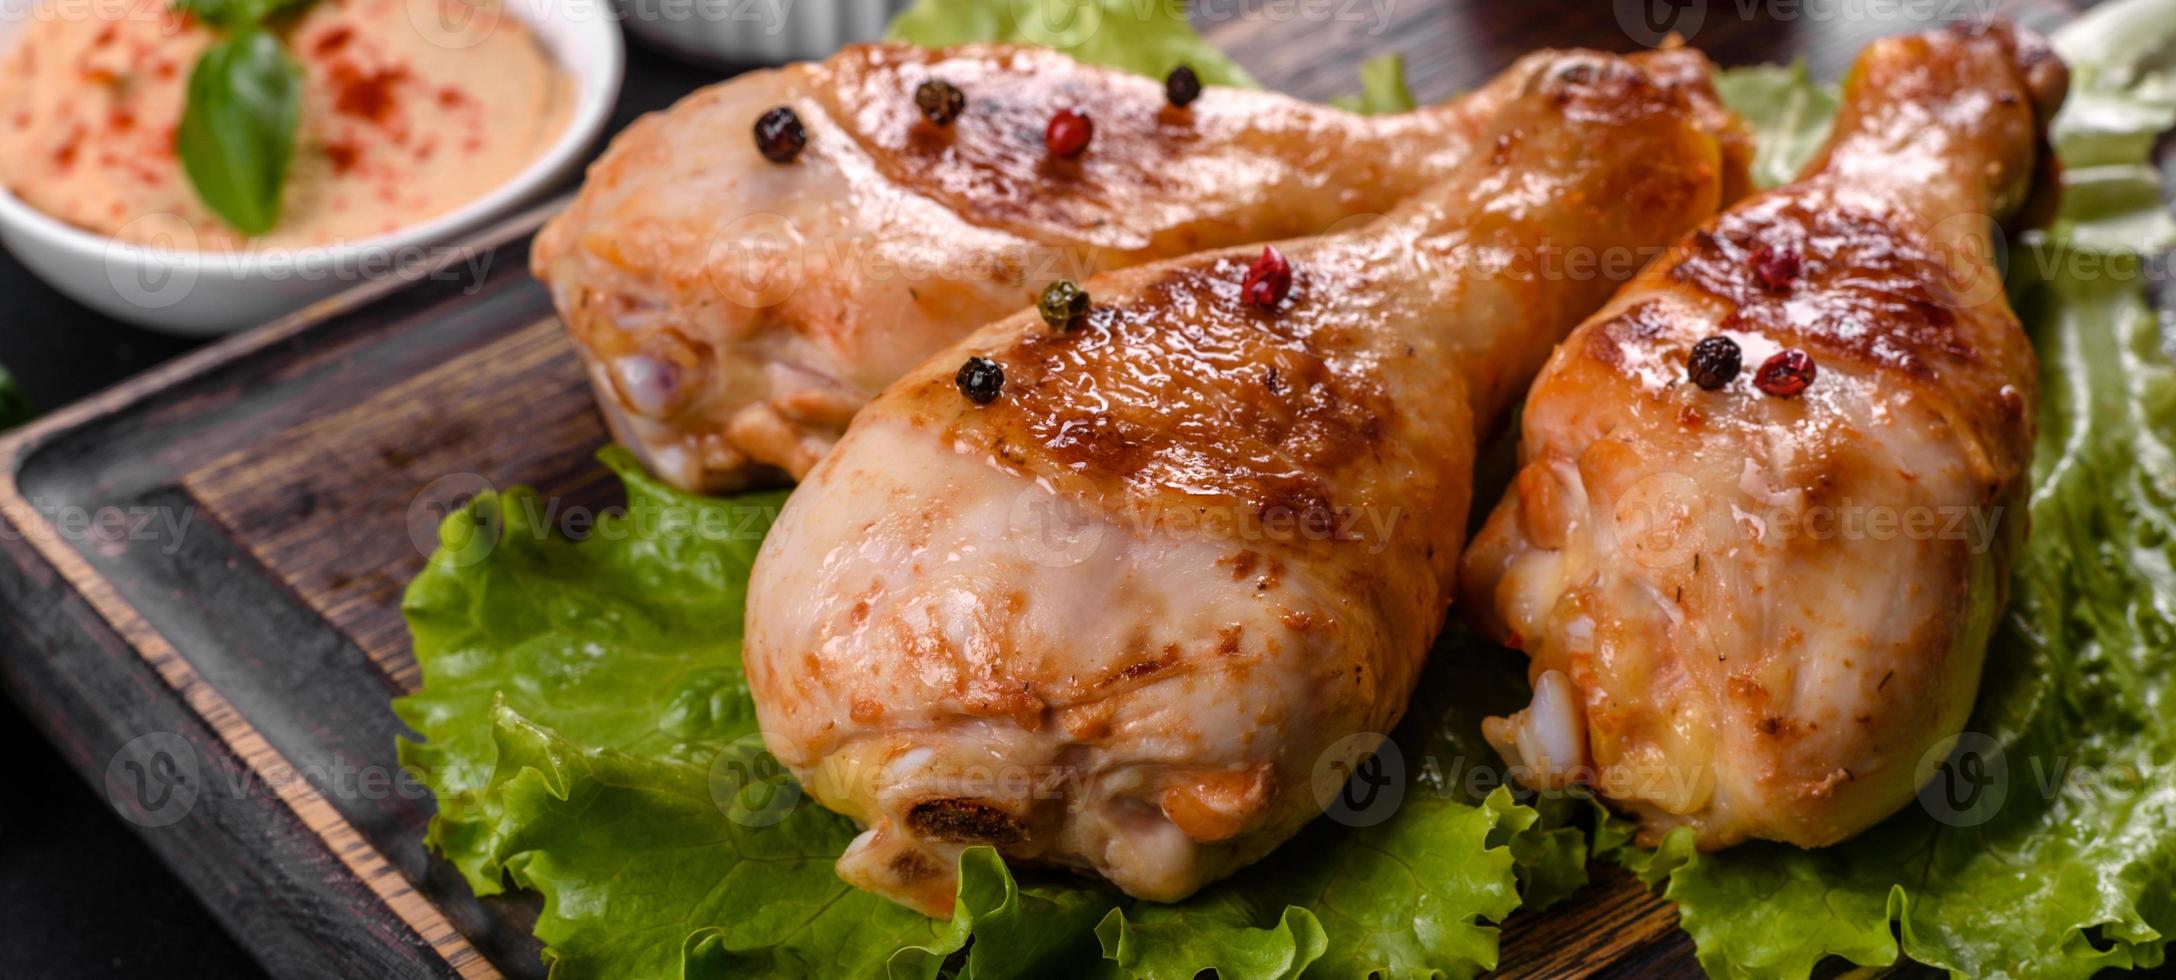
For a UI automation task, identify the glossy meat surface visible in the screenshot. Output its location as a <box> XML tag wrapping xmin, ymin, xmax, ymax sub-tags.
<box><xmin>743</xmin><ymin>51</ymin><xmax>1734</xmax><ymax>914</ymax></box>
<box><xmin>1461</xmin><ymin>22</ymin><xmax>2064</xmax><ymax>849</ymax></box>
<box><xmin>533</xmin><ymin>42</ymin><xmax>1746</xmax><ymax>491</ymax></box>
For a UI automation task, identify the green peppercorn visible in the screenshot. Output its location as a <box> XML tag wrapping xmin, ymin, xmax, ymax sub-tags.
<box><xmin>1038</xmin><ymin>280</ymin><xmax>1091</xmax><ymax>332</ymax></box>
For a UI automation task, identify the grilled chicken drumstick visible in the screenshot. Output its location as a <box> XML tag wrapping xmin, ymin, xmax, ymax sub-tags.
<box><xmin>1461</xmin><ymin>22</ymin><xmax>2064</xmax><ymax>850</ymax></box>
<box><xmin>743</xmin><ymin>51</ymin><xmax>1738</xmax><ymax>915</ymax></box>
<box><xmin>534</xmin><ymin>42</ymin><xmax>1746</xmax><ymax>492</ymax></box>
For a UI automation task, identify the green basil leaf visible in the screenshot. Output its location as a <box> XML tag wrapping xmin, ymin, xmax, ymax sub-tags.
<box><xmin>170</xmin><ymin>0</ymin><xmax>247</xmax><ymax>30</ymax></box>
<box><xmin>169</xmin><ymin>0</ymin><xmax>313</xmax><ymax>31</ymax></box>
<box><xmin>177</xmin><ymin>29</ymin><xmax>301</xmax><ymax>236</ymax></box>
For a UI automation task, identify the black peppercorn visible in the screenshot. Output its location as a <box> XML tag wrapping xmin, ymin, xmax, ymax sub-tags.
<box><xmin>1038</xmin><ymin>280</ymin><xmax>1090</xmax><ymax>331</ymax></box>
<box><xmin>754</xmin><ymin>106</ymin><xmax>806</xmax><ymax>163</ymax></box>
<box><xmin>1166</xmin><ymin>64</ymin><xmax>1202</xmax><ymax>108</ymax></box>
<box><xmin>956</xmin><ymin>357</ymin><xmax>1004</xmax><ymax>404</ymax></box>
<box><xmin>916</xmin><ymin>79</ymin><xmax>965</xmax><ymax>126</ymax></box>
<box><xmin>1687</xmin><ymin>335</ymin><xmax>1742</xmax><ymax>390</ymax></box>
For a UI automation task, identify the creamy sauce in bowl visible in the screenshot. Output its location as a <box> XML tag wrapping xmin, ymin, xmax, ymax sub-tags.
<box><xmin>0</xmin><ymin>0</ymin><xmax>572</xmax><ymax>249</ymax></box>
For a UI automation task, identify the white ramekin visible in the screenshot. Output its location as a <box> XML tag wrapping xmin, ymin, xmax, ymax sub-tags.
<box><xmin>618</xmin><ymin>0</ymin><xmax>907</xmax><ymax>67</ymax></box>
<box><xmin>0</xmin><ymin>0</ymin><xmax>625</xmax><ymax>336</ymax></box>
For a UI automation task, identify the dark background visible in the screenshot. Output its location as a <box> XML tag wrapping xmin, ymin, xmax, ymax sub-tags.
<box><xmin>0</xmin><ymin>1</ymin><xmax>2103</xmax><ymax>977</ymax></box>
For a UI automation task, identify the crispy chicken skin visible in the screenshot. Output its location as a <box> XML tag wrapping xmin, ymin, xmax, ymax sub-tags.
<box><xmin>1462</xmin><ymin>22</ymin><xmax>2066</xmax><ymax>850</ymax></box>
<box><xmin>743</xmin><ymin>51</ymin><xmax>1735</xmax><ymax>915</ymax></box>
<box><xmin>532</xmin><ymin>42</ymin><xmax>1747</xmax><ymax>492</ymax></box>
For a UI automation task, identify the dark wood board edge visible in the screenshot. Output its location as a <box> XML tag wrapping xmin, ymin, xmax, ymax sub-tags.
<box><xmin>0</xmin><ymin>202</ymin><xmax>575</xmax><ymax>980</ymax></box>
<box><xmin>0</xmin><ymin>519</ymin><xmax>475</xmax><ymax>979</ymax></box>
<box><xmin>0</xmin><ymin>194</ymin><xmax>567</xmax><ymax>481</ymax></box>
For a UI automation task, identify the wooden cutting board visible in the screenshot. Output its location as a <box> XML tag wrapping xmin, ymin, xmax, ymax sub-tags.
<box><xmin>0</xmin><ymin>3</ymin><xmax>2081</xmax><ymax>977</ymax></box>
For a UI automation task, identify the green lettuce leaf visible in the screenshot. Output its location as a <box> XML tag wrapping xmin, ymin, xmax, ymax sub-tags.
<box><xmin>1095</xmin><ymin>785</ymin><xmax>1537</xmax><ymax>980</ymax></box>
<box><xmin>400</xmin><ymin>447</ymin><xmax>1582</xmax><ymax>978</ymax></box>
<box><xmin>885</xmin><ymin>0</ymin><xmax>1419</xmax><ymax>116</ymax></box>
<box><xmin>1331</xmin><ymin>54</ymin><xmax>1419</xmax><ymax>115</ymax></box>
<box><xmin>394</xmin><ymin>450</ymin><xmax>787</xmax><ymax>888</ymax></box>
<box><xmin>1610</xmin><ymin>6</ymin><xmax>2176</xmax><ymax>976</ymax></box>
<box><xmin>1711</xmin><ymin>61</ymin><xmax>1837</xmax><ymax>190</ymax></box>
<box><xmin>472</xmin><ymin>705</ymin><xmax>951</xmax><ymax>978</ymax></box>
<box><xmin>885</xmin><ymin>0</ymin><xmax>1255</xmax><ymax>88</ymax></box>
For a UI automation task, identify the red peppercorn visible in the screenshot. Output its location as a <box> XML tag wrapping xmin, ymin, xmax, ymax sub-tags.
<box><xmin>1754</xmin><ymin>349</ymin><xmax>1817</xmax><ymax>398</ymax></box>
<box><xmin>1241</xmin><ymin>246</ymin><xmax>1292</xmax><ymax>309</ymax></box>
<box><xmin>1045</xmin><ymin>109</ymin><xmax>1092</xmax><ymax>158</ymax></box>
<box><xmin>1750</xmin><ymin>245</ymin><xmax>1799</xmax><ymax>292</ymax></box>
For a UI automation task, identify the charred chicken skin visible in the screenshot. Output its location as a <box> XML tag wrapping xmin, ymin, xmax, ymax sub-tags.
<box><xmin>533</xmin><ymin>42</ymin><xmax>1747</xmax><ymax>492</ymax></box>
<box><xmin>743</xmin><ymin>51</ymin><xmax>1737</xmax><ymax>915</ymax></box>
<box><xmin>1462</xmin><ymin>22</ymin><xmax>2065</xmax><ymax>850</ymax></box>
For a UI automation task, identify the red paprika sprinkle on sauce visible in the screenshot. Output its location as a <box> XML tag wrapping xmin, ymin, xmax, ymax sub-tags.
<box><xmin>1241</xmin><ymin>246</ymin><xmax>1292</xmax><ymax>308</ymax></box>
<box><xmin>1750</xmin><ymin>244</ymin><xmax>1799</xmax><ymax>292</ymax></box>
<box><xmin>331</xmin><ymin>64</ymin><xmax>407</xmax><ymax>123</ymax></box>
<box><xmin>314</xmin><ymin>26</ymin><xmax>355</xmax><ymax>55</ymax></box>
<box><xmin>1754</xmin><ymin>348</ymin><xmax>1817</xmax><ymax>397</ymax></box>
<box><xmin>325</xmin><ymin>140</ymin><xmax>360</xmax><ymax>174</ymax></box>
<box><xmin>1045</xmin><ymin>108</ymin><xmax>1092</xmax><ymax>158</ymax></box>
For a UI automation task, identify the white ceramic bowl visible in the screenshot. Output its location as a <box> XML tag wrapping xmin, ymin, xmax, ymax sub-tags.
<box><xmin>620</xmin><ymin>0</ymin><xmax>907</xmax><ymax>67</ymax></box>
<box><xmin>0</xmin><ymin>0</ymin><xmax>624</xmax><ymax>336</ymax></box>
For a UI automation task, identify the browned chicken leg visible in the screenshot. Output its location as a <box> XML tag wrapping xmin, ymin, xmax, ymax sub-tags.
<box><xmin>532</xmin><ymin>42</ymin><xmax>1746</xmax><ymax>491</ymax></box>
<box><xmin>742</xmin><ymin>50</ymin><xmax>1738</xmax><ymax>915</ymax></box>
<box><xmin>1461</xmin><ymin>22</ymin><xmax>2065</xmax><ymax>850</ymax></box>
